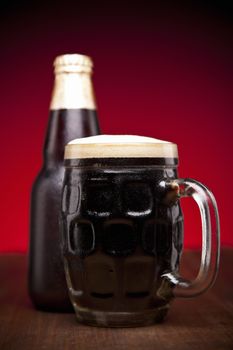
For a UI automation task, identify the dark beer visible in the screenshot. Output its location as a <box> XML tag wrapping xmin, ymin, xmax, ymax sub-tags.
<box><xmin>29</xmin><ymin>54</ymin><xmax>100</xmax><ymax>311</ymax></box>
<box><xmin>61</xmin><ymin>135</ymin><xmax>183</xmax><ymax>325</ymax></box>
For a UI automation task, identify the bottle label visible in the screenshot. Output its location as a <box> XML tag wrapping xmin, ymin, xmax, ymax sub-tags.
<box><xmin>50</xmin><ymin>73</ymin><xmax>96</xmax><ymax>110</ymax></box>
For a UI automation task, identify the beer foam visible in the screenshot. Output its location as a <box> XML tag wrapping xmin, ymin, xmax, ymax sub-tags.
<box><xmin>64</xmin><ymin>135</ymin><xmax>178</xmax><ymax>159</ymax></box>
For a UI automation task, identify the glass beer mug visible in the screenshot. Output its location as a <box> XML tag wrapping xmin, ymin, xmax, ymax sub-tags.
<box><xmin>60</xmin><ymin>135</ymin><xmax>220</xmax><ymax>327</ymax></box>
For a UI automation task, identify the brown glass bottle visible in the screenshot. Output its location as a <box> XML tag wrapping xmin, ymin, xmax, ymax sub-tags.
<box><xmin>29</xmin><ymin>54</ymin><xmax>100</xmax><ymax>311</ymax></box>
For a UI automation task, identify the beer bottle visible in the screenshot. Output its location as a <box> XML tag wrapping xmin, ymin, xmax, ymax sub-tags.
<box><xmin>29</xmin><ymin>54</ymin><xmax>100</xmax><ymax>311</ymax></box>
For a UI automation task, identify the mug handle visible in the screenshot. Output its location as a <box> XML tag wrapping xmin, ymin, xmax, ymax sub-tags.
<box><xmin>161</xmin><ymin>178</ymin><xmax>220</xmax><ymax>297</ymax></box>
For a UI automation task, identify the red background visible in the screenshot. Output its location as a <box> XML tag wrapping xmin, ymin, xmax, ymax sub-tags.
<box><xmin>0</xmin><ymin>1</ymin><xmax>232</xmax><ymax>252</ymax></box>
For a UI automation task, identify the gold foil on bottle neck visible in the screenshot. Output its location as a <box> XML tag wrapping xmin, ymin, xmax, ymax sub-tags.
<box><xmin>50</xmin><ymin>54</ymin><xmax>96</xmax><ymax>110</ymax></box>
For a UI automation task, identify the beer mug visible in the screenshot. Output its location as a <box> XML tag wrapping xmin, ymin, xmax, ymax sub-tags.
<box><xmin>60</xmin><ymin>135</ymin><xmax>220</xmax><ymax>327</ymax></box>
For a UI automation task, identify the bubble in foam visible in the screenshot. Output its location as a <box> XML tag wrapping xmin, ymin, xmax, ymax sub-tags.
<box><xmin>65</xmin><ymin>134</ymin><xmax>178</xmax><ymax>159</ymax></box>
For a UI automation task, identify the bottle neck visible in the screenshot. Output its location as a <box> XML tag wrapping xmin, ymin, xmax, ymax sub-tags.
<box><xmin>43</xmin><ymin>72</ymin><xmax>100</xmax><ymax>167</ymax></box>
<box><xmin>50</xmin><ymin>71</ymin><xmax>96</xmax><ymax>110</ymax></box>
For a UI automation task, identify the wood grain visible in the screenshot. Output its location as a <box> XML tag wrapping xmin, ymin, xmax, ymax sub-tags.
<box><xmin>0</xmin><ymin>249</ymin><xmax>233</xmax><ymax>350</ymax></box>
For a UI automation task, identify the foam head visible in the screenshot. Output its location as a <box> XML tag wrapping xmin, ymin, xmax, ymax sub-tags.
<box><xmin>64</xmin><ymin>135</ymin><xmax>178</xmax><ymax>159</ymax></box>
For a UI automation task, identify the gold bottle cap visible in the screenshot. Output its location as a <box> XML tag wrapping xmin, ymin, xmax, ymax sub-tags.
<box><xmin>54</xmin><ymin>54</ymin><xmax>93</xmax><ymax>74</ymax></box>
<box><xmin>50</xmin><ymin>53</ymin><xmax>96</xmax><ymax>110</ymax></box>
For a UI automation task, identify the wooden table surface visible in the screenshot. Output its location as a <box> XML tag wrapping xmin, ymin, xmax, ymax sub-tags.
<box><xmin>0</xmin><ymin>249</ymin><xmax>233</xmax><ymax>350</ymax></box>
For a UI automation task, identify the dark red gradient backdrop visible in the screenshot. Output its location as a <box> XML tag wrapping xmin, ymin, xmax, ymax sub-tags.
<box><xmin>0</xmin><ymin>1</ymin><xmax>232</xmax><ymax>252</ymax></box>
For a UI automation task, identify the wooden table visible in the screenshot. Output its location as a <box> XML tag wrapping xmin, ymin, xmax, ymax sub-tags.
<box><xmin>0</xmin><ymin>249</ymin><xmax>233</xmax><ymax>350</ymax></box>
